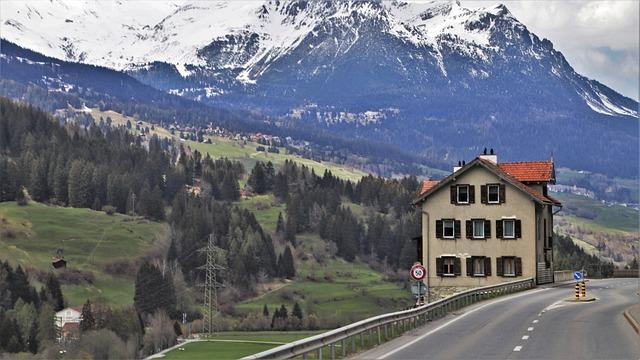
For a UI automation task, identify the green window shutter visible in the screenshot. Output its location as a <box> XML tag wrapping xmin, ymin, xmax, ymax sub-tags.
<box><xmin>496</xmin><ymin>257</ymin><xmax>504</xmax><ymax>276</ymax></box>
<box><xmin>469</xmin><ymin>185</ymin><xmax>475</xmax><ymax>203</ymax></box>
<box><xmin>435</xmin><ymin>220</ymin><xmax>443</xmax><ymax>238</ymax></box>
<box><xmin>436</xmin><ymin>258</ymin><xmax>443</xmax><ymax>276</ymax></box>
<box><xmin>515</xmin><ymin>220</ymin><xmax>522</xmax><ymax>238</ymax></box>
<box><xmin>454</xmin><ymin>220</ymin><xmax>461</xmax><ymax>239</ymax></box>
<box><xmin>480</xmin><ymin>185</ymin><xmax>487</xmax><ymax>203</ymax></box>
<box><xmin>496</xmin><ymin>220</ymin><xmax>503</xmax><ymax>238</ymax></box>
<box><xmin>499</xmin><ymin>184</ymin><xmax>506</xmax><ymax>203</ymax></box>
<box><xmin>466</xmin><ymin>257</ymin><xmax>473</xmax><ymax>276</ymax></box>
<box><xmin>450</xmin><ymin>185</ymin><xmax>457</xmax><ymax>204</ymax></box>
<box><xmin>484</xmin><ymin>219</ymin><xmax>491</xmax><ymax>239</ymax></box>
<box><xmin>465</xmin><ymin>220</ymin><xmax>473</xmax><ymax>239</ymax></box>
<box><xmin>454</xmin><ymin>258</ymin><xmax>461</xmax><ymax>276</ymax></box>
<box><xmin>484</xmin><ymin>257</ymin><xmax>492</xmax><ymax>276</ymax></box>
<box><xmin>515</xmin><ymin>257</ymin><xmax>523</xmax><ymax>276</ymax></box>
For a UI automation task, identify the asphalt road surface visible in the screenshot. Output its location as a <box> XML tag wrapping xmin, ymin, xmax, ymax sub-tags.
<box><xmin>358</xmin><ymin>278</ymin><xmax>640</xmax><ymax>360</ymax></box>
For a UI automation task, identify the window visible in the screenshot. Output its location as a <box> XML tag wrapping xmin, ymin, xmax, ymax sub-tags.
<box><xmin>488</xmin><ymin>184</ymin><xmax>500</xmax><ymax>203</ymax></box>
<box><xmin>443</xmin><ymin>220</ymin><xmax>455</xmax><ymax>239</ymax></box>
<box><xmin>443</xmin><ymin>257</ymin><xmax>456</xmax><ymax>276</ymax></box>
<box><xmin>503</xmin><ymin>219</ymin><xmax>515</xmax><ymax>238</ymax></box>
<box><xmin>473</xmin><ymin>219</ymin><xmax>485</xmax><ymax>239</ymax></box>
<box><xmin>457</xmin><ymin>185</ymin><xmax>469</xmax><ymax>204</ymax></box>
<box><xmin>503</xmin><ymin>257</ymin><xmax>516</xmax><ymax>276</ymax></box>
<box><xmin>473</xmin><ymin>257</ymin><xmax>485</xmax><ymax>276</ymax></box>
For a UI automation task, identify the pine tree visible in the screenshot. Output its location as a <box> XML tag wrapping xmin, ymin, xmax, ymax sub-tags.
<box><xmin>133</xmin><ymin>262</ymin><xmax>176</xmax><ymax>315</ymax></box>
<box><xmin>276</xmin><ymin>212</ymin><xmax>285</xmax><ymax>234</ymax></box>
<box><xmin>79</xmin><ymin>299</ymin><xmax>95</xmax><ymax>332</ymax></box>
<box><xmin>282</xmin><ymin>246</ymin><xmax>296</xmax><ymax>279</ymax></box>
<box><xmin>292</xmin><ymin>302</ymin><xmax>303</xmax><ymax>320</ymax></box>
<box><xmin>248</xmin><ymin>163</ymin><xmax>267</xmax><ymax>194</ymax></box>
<box><xmin>284</xmin><ymin>217</ymin><xmax>297</xmax><ymax>246</ymax></box>
<box><xmin>29</xmin><ymin>158</ymin><xmax>48</xmax><ymax>202</ymax></box>
<box><xmin>262</xmin><ymin>304</ymin><xmax>269</xmax><ymax>317</ymax></box>
<box><xmin>44</xmin><ymin>273</ymin><xmax>64</xmax><ymax>311</ymax></box>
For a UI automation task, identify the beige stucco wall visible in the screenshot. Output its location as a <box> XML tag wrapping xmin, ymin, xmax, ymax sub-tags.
<box><xmin>421</xmin><ymin>165</ymin><xmax>540</xmax><ymax>288</ymax></box>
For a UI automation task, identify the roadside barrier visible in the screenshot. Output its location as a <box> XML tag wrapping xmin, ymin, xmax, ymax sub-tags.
<box><xmin>242</xmin><ymin>277</ymin><xmax>535</xmax><ymax>360</ymax></box>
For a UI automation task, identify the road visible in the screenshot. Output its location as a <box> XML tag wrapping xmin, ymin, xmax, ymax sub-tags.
<box><xmin>358</xmin><ymin>278</ymin><xmax>640</xmax><ymax>360</ymax></box>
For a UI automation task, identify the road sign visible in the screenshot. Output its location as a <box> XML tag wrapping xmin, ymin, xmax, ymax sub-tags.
<box><xmin>573</xmin><ymin>271</ymin><xmax>583</xmax><ymax>281</ymax></box>
<box><xmin>410</xmin><ymin>263</ymin><xmax>426</xmax><ymax>281</ymax></box>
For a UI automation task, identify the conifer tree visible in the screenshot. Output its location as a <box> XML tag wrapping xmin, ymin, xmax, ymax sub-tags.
<box><xmin>262</xmin><ymin>304</ymin><xmax>269</xmax><ymax>317</ymax></box>
<box><xmin>80</xmin><ymin>299</ymin><xmax>95</xmax><ymax>332</ymax></box>
<box><xmin>292</xmin><ymin>302</ymin><xmax>303</xmax><ymax>320</ymax></box>
<box><xmin>44</xmin><ymin>273</ymin><xmax>64</xmax><ymax>311</ymax></box>
<box><xmin>276</xmin><ymin>212</ymin><xmax>285</xmax><ymax>234</ymax></box>
<box><xmin>281</xmin><ymin>246</ymin><xmax>296</xmax><ymax>279</ymax></box>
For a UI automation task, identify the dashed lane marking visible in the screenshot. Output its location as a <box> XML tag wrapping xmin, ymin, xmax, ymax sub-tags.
<box><xmin>527</xmin><ymin>327</ymin><xmax>534</xmax><ymax>331</ymax></box>
<box><xmin>513</xmin><ymin>346</ymin><xmax>523</xmax><ymax>352</ymax></box>
<box><xmin>522</xmin><ymin>335</ymin><xmax>529</xmax><ymax>340</ymax></box>
<box><xmin>376</xmin><ymin>288</ymin><xmax>549</xmax><ymax>359</ymax></box>
<box><xmin>532</xmin><ymin>319</ymin><xmax>539</xmax><ymax>323</ymax></box>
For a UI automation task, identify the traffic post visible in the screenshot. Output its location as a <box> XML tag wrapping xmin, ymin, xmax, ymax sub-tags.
<box><xmin>410</xmin><ymin>262</ymin><xmax>427</xmax><ymax>306</ymax></box>
<box><xmin>575</xmin><ymin>283</ymin><xmax>580</xmax><ymax>299</ymax></box>
<box><xmin>580</xmin><ymin>281</ymin><xmax>586</xmax><ymax>298</ymax></box>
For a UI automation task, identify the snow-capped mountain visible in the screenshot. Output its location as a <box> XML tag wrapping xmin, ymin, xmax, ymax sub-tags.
<box><xmin>2</xmin><ymin>0</ymin><xmax>638</xmax><ymax>177</ymax></box>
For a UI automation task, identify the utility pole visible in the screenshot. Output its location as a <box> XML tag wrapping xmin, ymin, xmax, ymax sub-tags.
<box><xmin>198</xmin><ymin>234</ymin><xmax>225</xmax><ymax>335</ymax></box>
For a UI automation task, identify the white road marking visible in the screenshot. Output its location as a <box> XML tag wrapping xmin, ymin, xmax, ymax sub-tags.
<box><xmin>522</xmin><ymin>335</ymin><xmax>529</xmax><ymax>340</ymax></box>
<box><xmin>513</xmin><ymin>346</ymin><xmax>523</xmax><ymax>352</ymax></box>
<box><xmin>537</xmin><ymin>313</ymin><xmax>542</xmax><ymax>316</ymax></box>
<box><xmin>527</xmin><ymin>327</ymin><xmax>534</xmax><ymax>331</ymax></box>
<box><xmin>532</xmin><ymin>319</ymin><xmax>539</xmax><ymax>323</ymax></box>
<box><xmin>376</xmin><ymin>288</ymin><xmax>549</xmax><ymax>359</ymax></box>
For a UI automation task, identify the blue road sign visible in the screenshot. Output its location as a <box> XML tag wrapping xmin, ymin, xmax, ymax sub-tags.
<box><xmin>573</xmin><ymin>271</ymin><xmax>583</xmax><ymax>281</ymax></box>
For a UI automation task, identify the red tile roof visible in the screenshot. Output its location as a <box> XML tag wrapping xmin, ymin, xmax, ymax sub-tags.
<box><xmin>419</xmin><ymin>180</ymin><xmax>439</xmax><ymax>195</ymax></box>
<box><xmin>497</xmin><ymin>161</ymin><xmax>555</xmax><ymax>183</ymax></box>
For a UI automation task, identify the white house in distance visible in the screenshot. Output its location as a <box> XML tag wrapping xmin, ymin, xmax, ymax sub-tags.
<box><xmin>55</xmin><ymin>307</ymin><xmax>82</xmax><ymax>339</ymax></box>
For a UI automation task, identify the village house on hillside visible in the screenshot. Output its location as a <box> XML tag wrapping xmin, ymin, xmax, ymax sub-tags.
<box><xmin>413</xmin><ymin>150</ymin><xmax>562</xmax><ymax>294</ymax></box>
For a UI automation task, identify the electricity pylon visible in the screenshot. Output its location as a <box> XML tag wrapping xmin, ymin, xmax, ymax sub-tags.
<box><xmin>198</xmin><ymin>234</ymin><xmax>225</xmax><ymax>334</ymax></box>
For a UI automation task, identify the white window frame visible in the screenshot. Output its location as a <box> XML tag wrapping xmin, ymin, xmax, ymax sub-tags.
<box><xmin>473</xmin><ymin>257</ymin><xmax>485</xmax><ymax>276</ymax></box>
<box><xmin>443</xmin><ymin>219</ymin><xmax>455</xmax><ymax>239</ymax></box>
<box><xmin>472</xmin><ymin>219</ymin><xmax>485</xmax><ymax>239</ymax></box>
<box><xmin>457</xmin><ymin>185</ymin><xmax>469</xmax><ymax>204</ymax></box>
<box><xmin>503</xmin><ymin>219</ymin><xmax>516</xmax><ymax>239</ymax></box>
<box><xmin>487</xmin><ymin>184</ymin><xmax>500</xmax><ymax>204</ymax></box>
<box><xmin>443</xmin><ymin>257</ymin><xmax>456</xmax><ymax>276</ymax></box>
<box><xmin>503</xmin><ymin>257</ymin><xmax>516</xmax><ymax>276</ymax></box>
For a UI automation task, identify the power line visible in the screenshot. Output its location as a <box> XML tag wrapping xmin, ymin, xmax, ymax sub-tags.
<box><xmin>198</xmin><ymin>234</ymin><xmax>225</xmax><ymax>335</ymax></box>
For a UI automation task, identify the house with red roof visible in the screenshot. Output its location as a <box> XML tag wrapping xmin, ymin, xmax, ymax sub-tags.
<box><xmin>413</xmin><ymin>149</ymin><xmax>562</xmax><ymax>291</ymax></box>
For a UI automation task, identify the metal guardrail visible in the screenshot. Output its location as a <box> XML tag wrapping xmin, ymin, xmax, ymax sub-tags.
<box><xmin>242</xmin><ymin>277</ymin><xmax>535</xmax><ymax>360</ymax></box>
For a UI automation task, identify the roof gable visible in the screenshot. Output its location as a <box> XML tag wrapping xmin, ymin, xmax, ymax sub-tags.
<box><xmin>413</xmin><ymin>158</ymin><xmax>561</xmax><ymax>206</ymax></box>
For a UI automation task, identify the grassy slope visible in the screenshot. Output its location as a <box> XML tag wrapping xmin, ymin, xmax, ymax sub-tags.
<box><xmin>91</xmin><ymin>109</ymin><xmax>367</xmax><ymax>182</ymax></box>
<box><xmin>0</xmin><ymin>202</ymin><xmax>168</xmax><ymax>306</ymax></box>
<box><xmin>163</xmin><ymin>331</ymin><xmax>322</xmax><ymax>360</ymax></box>
<box><xmin>553</xmin><ymin>192</ymin><xmax>639</xmax><ymax>263</ymax></box>
<box><xmin>234</xmin><ymin>196</ymin><xmax>412</xmax><ymax>323</ymax></box>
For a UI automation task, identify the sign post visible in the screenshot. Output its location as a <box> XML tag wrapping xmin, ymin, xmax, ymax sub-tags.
<box><xmin>410</xmin><ymin>262</ymin><xmax>427</xmax><ymax>306</ymax></box>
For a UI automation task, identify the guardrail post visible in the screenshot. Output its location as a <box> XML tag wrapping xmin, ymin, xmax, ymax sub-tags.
<box><xmin>341</xmin><ymin>339</ymin><xmax>346</xmax><ymax>358</ymax></box>
<box><xmin>317</xmin><ymin>346</ymin><xmax>322</xmax><ymax>360</ymax></box>
<box><xmin>303</xmin><ymin>352</ymin><xmax>308</xmax><ymax>360</ymax></box>
<box><xmin>330</xmin><ymin>343</ymin><xmax>335</xmax><ymax>360</ymax></box>
<box><xmin>352</xmin><ymin>335</ymin><xmax>356</xmax><ymax>354</ymax></box>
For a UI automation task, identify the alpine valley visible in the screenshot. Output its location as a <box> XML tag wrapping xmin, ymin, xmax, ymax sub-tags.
<box><xmin>1</xmin><ymin>0</ymin><xmax>638</xmax><ymax>178</ymax></box>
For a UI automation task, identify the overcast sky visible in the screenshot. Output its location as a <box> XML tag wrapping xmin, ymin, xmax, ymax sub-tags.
<box><xmin>464</xmin><ymin>0</ymin><xmax>639</xmax><ymax>100</ymax></box>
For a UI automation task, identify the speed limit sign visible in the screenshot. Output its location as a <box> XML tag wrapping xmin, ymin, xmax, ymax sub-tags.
<box><xmin>410</xmin><ymin>262</ymin><xmax>426</xmax><ymax>281</ymax></box>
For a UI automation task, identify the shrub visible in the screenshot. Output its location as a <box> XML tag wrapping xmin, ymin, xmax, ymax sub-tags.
<box><xmin>102</xmin><ymin>205</ymin><xmax>116</xmax><ymax>215</ymax></box>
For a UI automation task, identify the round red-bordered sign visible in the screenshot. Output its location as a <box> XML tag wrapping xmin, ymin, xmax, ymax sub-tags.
<box><xmin>410</xmin><ymin>263</ymin><xmax>426</xmax><ymax>281</ymax></box>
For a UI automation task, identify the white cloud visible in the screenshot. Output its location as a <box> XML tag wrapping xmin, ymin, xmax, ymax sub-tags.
<box><xmin>463</xmin><ymin>0</ymin><xmax>639</xmax><ymax>100</ymax></box>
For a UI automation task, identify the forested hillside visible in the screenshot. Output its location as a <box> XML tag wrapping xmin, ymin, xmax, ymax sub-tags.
<box><xmin>0</xmin><ymin>98</ymin><xmax>421</xmax><ymax>357</ymax></box>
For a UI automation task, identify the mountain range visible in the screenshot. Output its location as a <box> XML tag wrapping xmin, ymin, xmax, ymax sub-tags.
<box><xmin>1</xmin><ymin>0</ymin><xmax>638</xmax><ymax>178</ymax></box>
